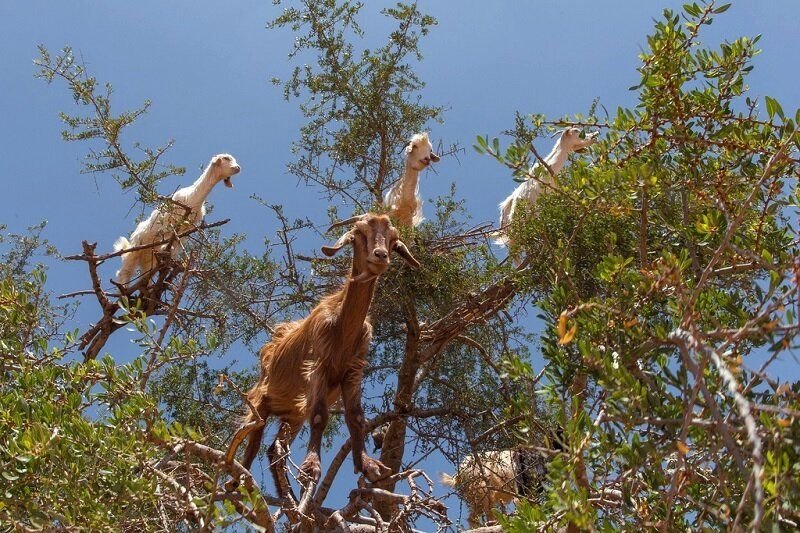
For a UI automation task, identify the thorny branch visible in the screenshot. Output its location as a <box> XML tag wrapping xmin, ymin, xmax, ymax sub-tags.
<box><xmin>64</xmin><ymin>219</ymin><xmax>229</xmax><ymax>360</ymax></box>
<box><xmin>149</xmin><ymin>431</ymin><xmax>451</xmax><ymax>532</ymax></box>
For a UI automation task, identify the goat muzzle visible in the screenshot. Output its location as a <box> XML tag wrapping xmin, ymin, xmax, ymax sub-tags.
<box><xmin>223</xmin><ymin>167</ymin><xmax>240</xmax><ymax>188</ymax></box>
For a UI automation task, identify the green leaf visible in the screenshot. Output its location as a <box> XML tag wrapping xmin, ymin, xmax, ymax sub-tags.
<box><xmin>1</xmin><ymin>471</ymin><xmax>19</xmax><ymax>481</ymax></box>
<box><xmin>713</xmin><ymin>3</ymin><xmax>731</xmax><ymax>14</ymax></box>
<box><xmin>765</xmin><ymin>96</ymin><xmax>784</xmax><ymax>120</ymax></box>
<box><xmin>683</xmin><ymin>3</ymin><xmax>701</xmax><ymax>17</ymax></box>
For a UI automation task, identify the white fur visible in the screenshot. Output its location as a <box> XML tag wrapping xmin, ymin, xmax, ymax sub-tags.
<box><xmin>114</xmin><ymin>153</ymin><xmax>241</xmax><ymax>285</ymax></box>
<box><xmin>441</xmin><ymin>448</ymin><xmax>550</xmax><ymax>527</ymax></box>
<box><xmin>383</xmin><ymin>132</ymin><xmax>440</xmax><ymax>227</ymax></box>
<box><xmin>495</xmin><ymin>128</ymin><xmax>597</xmax><ymax>246</ymax></box>
<box><xmin>441</xmin><ymin>450</ymin><xmax>518</xmax><ymax>527</ymax></box>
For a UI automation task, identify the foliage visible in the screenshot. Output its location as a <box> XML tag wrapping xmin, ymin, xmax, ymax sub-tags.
<box><xmin>7</xmin><ymin>0</ymin><xmax>799</xmax><ymax>531</ymax></box>
<box><xmin>270</xmin><ymin>0</ymin><xmax>444</xmax><ymax>209</ymax></box>
<box><xmin>34</xmin><ymin>46</ymin><xmax>185</xmax><ymax>206</ymax></box>
<box><xmin>0</xmin><ymin>242</ymin><xmax>169</xmax><ymax>529</ymax></box>
<box><xmin>482</xmin><ymin>2</ymin><xmax>800</xmax><ymax>530</ymax></box>
<box><xmin>150</xmin><ymin>360</ymin><xmax>256</xmax><ymax>450</ymax></box>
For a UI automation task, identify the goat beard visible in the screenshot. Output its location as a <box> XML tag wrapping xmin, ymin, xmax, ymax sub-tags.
<box><xmin>223</xmin><ymin>177</ymin><xmax>234</xmax><ymax>188</ymax></box>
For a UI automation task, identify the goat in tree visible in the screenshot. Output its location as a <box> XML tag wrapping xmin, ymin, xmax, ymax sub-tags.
<box><xmin>495</xmin><ymin>128</ymin><xmax>597</xmax><ymax>245</ymax></box>
<box><xmin>235</xmin><ymin>214</ymin><xmax>420</xmax><ymax>498</ymax></box>
<box><xmin>383</xmin><ymin>132</ymin><xmax>440</xmax><ymax>227</ymax></box>
<box><xmin>327</xmin><ymin>134</ymin><xmax>439</xmax><ymax>233</ymax></box>
<box><xmin>441</xmin><ymin>432</ymin><xmax>563</xmax><ymax>527</ymax></box>
<box><xmin>114</xmin><ymin>153</ymin><xmax>241</xmax><ymax>285</ymax></box>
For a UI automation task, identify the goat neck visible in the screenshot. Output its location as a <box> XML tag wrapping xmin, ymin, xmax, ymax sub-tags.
<box><xmin>183</xmin><ymin>165</ymin><xmax>219</xmax><ymax>210</ymax></box>
<box><xmin>397</xmin><ymin>158</ymin><xmax>421</xmax><ymax>207</ymax></box>
<box><xmin>335</xmin><ymin>244</ymin><xmax>379</xmax><ymax>346</ymax></box>
<box><xmin>540</xmin><ymin>137</ymin><xmax>572</xmax><ymax>179</ymax></box>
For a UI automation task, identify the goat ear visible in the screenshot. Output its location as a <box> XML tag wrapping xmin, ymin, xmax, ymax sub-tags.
<box><xmin>321</xmin><ymin>231</ymin><xmax>353</xmax><ymax>257</ymax></box>
<box><xmin>430</xmin><ymin>152</ymin><xmax>441</xmax><ymax>162</ymax></box>
<box><xmin>393</xmin><ymin>240</ymin><xmax>420</xmax><ymax>269</ymax></box>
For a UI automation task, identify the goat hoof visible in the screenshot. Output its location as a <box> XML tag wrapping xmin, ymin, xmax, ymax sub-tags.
<box><xmin>362</xmin><ymin>455</ymin><xmax>391</xmax><ymax>482</ymax></box>
<box><xmin>299</xmin><ymin>453</ymin><xmax>322</xmax><ymax>485</ymax></box>
<box><xmin>224</xmin><ymin>478</ymin><xmax>240</xmax><ymax>493</ymax></box>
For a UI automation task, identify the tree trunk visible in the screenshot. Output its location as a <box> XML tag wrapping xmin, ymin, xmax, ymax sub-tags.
<box><xmin>375</xmin><ymin>302</ymin><xmax>420</xmax><ymax>518</ymax></box>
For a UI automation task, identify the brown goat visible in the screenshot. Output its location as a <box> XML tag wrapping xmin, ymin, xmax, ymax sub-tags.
<box><xmin>236</xmin><ymin>214</ymin><xmax>420</xmax><ymax>498</ymax></box>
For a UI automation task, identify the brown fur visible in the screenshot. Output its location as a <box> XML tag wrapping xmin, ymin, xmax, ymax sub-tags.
<box><xmin>236</xmin><ymin>214</ymin><xmax>419</xmax><ymax>498</ymax></box>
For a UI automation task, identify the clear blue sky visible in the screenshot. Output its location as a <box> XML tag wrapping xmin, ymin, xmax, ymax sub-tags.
<box><xmin>2</xmin><ymin>0</ymin><xmax>799</xmax><ymax>526</ymax></box>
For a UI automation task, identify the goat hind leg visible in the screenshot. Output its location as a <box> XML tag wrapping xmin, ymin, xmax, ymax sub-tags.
<box><xmin>221</xmin><ymin>418</ymin><xmax>266</xmax><ymax>493</ymax></box>
<box><xmin>224</xmin><ymin>394</ymin><xmax>271</xmax><ymax>492</ymax></box>
<box><xmin>222</xmin><ymin>422</ymin><xmax>265</xmax><ymax>493</ymax></box>
<box><xmin>268</xmin><ymin>421</ymin><xmax>301</xmax><ymax>502</ymax></box>
<box><xmin>298</xmin><ymin>396</ymin><xmax>328</xmax><ymax>487</ymax></box>
<box><xmin>482</xmin><ymin>495</ymin><xmax>500</xmax><ymax>526</ymax></box>
<box><xmin>116</xmin><ymin>250</ymin><xmax>139</xmax><ymax>286</ymax></box>
<box><xmin>240</xmin><ymin>424</ymin><xmax>266</xmax><ymax>472</ymax></box>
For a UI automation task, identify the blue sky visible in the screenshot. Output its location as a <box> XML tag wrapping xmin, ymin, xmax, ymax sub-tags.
<box><xmin>2</xmin><ymin>0</ymin><xmax>799</xmax><ymax>527</ymax></box>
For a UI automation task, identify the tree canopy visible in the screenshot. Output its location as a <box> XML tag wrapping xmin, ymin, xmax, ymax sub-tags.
<box><xmin>2</xmin><ymin>1</ymin><xmax>799</xmax><ymax>531</ymax></box>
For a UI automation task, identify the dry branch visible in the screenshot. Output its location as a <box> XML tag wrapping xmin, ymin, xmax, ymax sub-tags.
<box><xmin>64</xmin><ymin>219</ymin><xmax>229</xmax><ymax>360</ymax></box>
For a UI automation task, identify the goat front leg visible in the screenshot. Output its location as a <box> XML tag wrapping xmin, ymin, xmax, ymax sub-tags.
<box><xmin>342</xmin><ymin>372</ymin><xmax>391</xmax><ymax>482</ymax></box>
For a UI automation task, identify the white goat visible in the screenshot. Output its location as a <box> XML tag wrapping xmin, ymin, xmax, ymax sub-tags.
<box><xmin>495</xmin><ymin>128</ymin><xmax>597</xmax><ymax>245</ymax></box>
<box><xmin>114</xmin><ymin>153</ymin><xmax>241</xmax><ymax>286</ymax></box>
<box><xmin>441</xmin><ymin>450</ymin><xmax>519</xmax><ymax>527</ymax></box>
<box><xmin>441</xmin><ymin>446</ymin><xmax>556</xmax><ymax>527</ymax></box>
<box><xmin>383</xmin><ymin>132</ymin><xmax>440</xmax><ymax>227</ymax></box>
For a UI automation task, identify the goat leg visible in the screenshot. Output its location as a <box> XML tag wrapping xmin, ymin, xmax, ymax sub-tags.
<box><xmin>223</xmin><ymin>420</ymin><xmax>265</xmax><ymax>493</ymax></box>
<box><xmin>269</xmin><ymin>422</ymin><xmax>300</xmax><ymax>503</ymax></box>
<box><xmin>342</xmin><ymin>376</ymin><xmax>392</xmax><ymax>482</ymax></box>
<box><xmin>299</xmin><ymin>399</ymin><xmax>328</xmax><ymax>489</ymax></box>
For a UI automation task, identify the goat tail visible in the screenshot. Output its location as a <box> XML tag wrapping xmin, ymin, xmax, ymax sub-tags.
<box><xmin>493</xmin><ymin>196</ymin><xmax>515</xmax><ymax>247</ymax></box>
<box><xmin>113</xmin><ymin>236</ymin><xmax>132</xmax><ymax>253</ymax></box>
<box><xmin>492</xmin><ymin>230</ymin><xmax>510</xmax><ymax>247</ymax></box>
<box><xmin>440</xmin><ymin>471</ymin><xmax>459</xmax><ymax>489</ymax></box>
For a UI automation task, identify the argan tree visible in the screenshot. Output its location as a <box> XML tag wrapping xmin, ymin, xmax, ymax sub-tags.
<box><xmin>2</xmin><ymin>1</ymin><xmax>798</xmax><ymax>531</ymax></box>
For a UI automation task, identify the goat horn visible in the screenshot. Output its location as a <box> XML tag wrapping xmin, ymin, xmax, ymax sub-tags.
<box><xmin>326</xmin><ymin>214</ymin><xmax>367</xmax><ymax>233</ymax></box>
